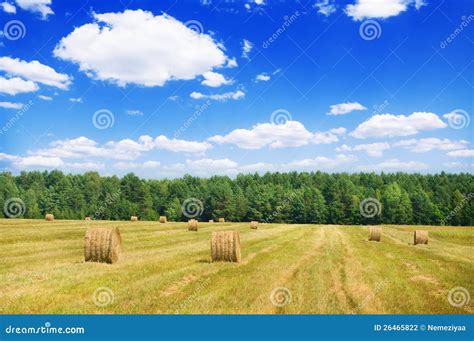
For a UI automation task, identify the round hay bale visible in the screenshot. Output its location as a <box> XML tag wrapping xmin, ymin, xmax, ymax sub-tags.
<box><xmin>250</xmin><ymin>221</ymin><xmax>258</xmax><ymax>229</ymax></box>
<box><xmin>218</xmin><ymin>217</ymin><xmax>225</xmax><ymax>223</ymax></box>
<box><xmin>84</xmin><ymin>227</ymin><xmax>122</xmax><ymax>264</ymax></box>
<box><xmin>211</xmin><ymin>231</ymin><xmax>241</xmax><ymax>263</ymax></box>
<box><xmin>159</xmin><ymin>216</ymin><xmax>167</xmax><ymax>223</ymax></box>
<box><xmin>45</xmin><ymin>213</ymin><xmax>54</xmax><ymax>221</ymax></box>
<box><xmin>85</xmin><ymin>216</ymin><xmax>91</xmax><ymax>221</ymax></box>
<box><xmin>368</xmin><ymin>226</ymin><xmax>381</xmax><ymax>242</ymax></box>
<box><xmin>130</xmin><ymin>216</ymin><xmax>138</xmax><ymax>222</ymax></box>
<box><xmin>414</xmin><ymin>230</ymin><xmax>428</xmax><ymax>245</ymax></box>
<box><xmin>209</xmin><ymin>219</ymin><xmax>214</xmax><ymax>223</ymax></box>
<box><xmin>188</xmin><ymin>219</ymin><xmax>198</xmax><ymax>231</ymax></box>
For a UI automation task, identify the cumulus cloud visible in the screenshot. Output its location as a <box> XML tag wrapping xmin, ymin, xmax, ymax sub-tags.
<box><xmin>255</xmin><ymin>73</ymin><xmax>270</xmax><ymax>82</ymax></box>
<box><xmin>351</xmin><ymin>112</ymin><xmax>447</xmax><ymax>139</ymax></box>
<box><xmin>327</xmin><ymin>102</ymin><xmax>366</xmax><ymax>115</ymax></box>
<box><xmin>0</xmin><ymin>101</ymin><xmax>24</xmax><ymax>109</ymax></box>
<box><xmin>1</xmin><ymin>2</ymin><xmax>16</xmax><ymax>14</ymax></box>
<box><xmin>15</xmin><ymin>0</ymin><xmax>53</xmax><ymax>19</ymax></box>
<box><xmin>38</xmin><ymin>95</ymin><xmax>52</xmax><ymax>101</ymax></box>
<box><xmin>0</xmin><ymin>57</ymin><xmax>71</xmax><ymax>90</ymax></box>
<box><xmin>359</xmin><ymin>158</ymin><xmax>429</xmax><ymax>172</ymax></box>
<box><xmin>208</xmin><ymin>121</ymin><xmax>345</xmax><ymax>149</ymax></box>
<box><xmin>0</xmin><ymin>76</ymin><xmax>39</xmax><ymax>95</ymax></box>
<box><xmin>314</xmin><ymin>0</ymin><xmax>336</xmax><ymax>16</ymax></box>
<box><xmin>190</xmin><ymin>90</ymin><xmax>245</xmax><ymax>101</ymax></box>
<box><xmin>394</xmin><ymin>138</ymin><xmax>469</xmax><ymax>153</ymax></box>
<box><xmin>242</xmin><ymin>39</ymin><xmax>253</xmax><ymax>59</ymax></box>
<box><xmin>337</xmin><ymin>142</ymin><xmax>390</xmax><ymax>157</ymax></box>
<box><xmin>345</xmin><ymin>0</ymin><xmax>416</xmax><ymax>21</ymax></box>
<box><xmin>447</xmin><ymin>149</ymin><xmax>474</xmax><ymax>158</ymax></box>
<box><xmin>54</xmin><ymin>10</ymin><xmax>231</xmax><ymax>87</ymax></box>
<box><xmin>201</xmin><ymin>71</ymin><xmax>232</xmax><ymax>87</ymax></box>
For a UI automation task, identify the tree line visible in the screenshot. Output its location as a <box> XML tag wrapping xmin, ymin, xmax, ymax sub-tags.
<box><xmin>0</xmin><ymin>170</ymin><xmax>473</xmax><ymax>225</ymax></box>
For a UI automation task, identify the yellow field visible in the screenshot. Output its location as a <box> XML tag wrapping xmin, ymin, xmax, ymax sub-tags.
<box><xmin>0</xmin><ymin>219</ymin><xmax>473</xmax><ymax>314</ymax></box>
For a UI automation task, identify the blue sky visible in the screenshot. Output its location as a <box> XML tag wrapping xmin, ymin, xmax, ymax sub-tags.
<box><xmin>0</xmin><ymin>0</ymin><xmax>472</xmax><ymax>178</ymax></box>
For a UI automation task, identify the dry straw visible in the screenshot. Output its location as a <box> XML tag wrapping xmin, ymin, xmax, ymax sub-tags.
<box><xmin>218</xmin><ymin>217</ymin><xmax>225</xmax><ymax>223</ymax></box>
<box><xmin>130</xmin><ymin>216</ymin><xmax>138</xmax><ymax>222</ymax></box>
<box><xmin>211</xmin><ymin>231</ymin><xmax>241</xmax><ymax>263</ymax></box>
<box><xmin>45</xmin><ymin>213</ymin><xmax>54</xmax><ymax>221</ymax></box>
<box><xmin>84</xmin><ymin>227</ymin><xmax>122</xmax><ymax>264</ymax></box>
<box><xmin>250</xmin><ymin>221</ymin><xmax>258</xmax><ymax>229</ymax></box>
<box><xmin>414</xmin><ymin>230</ymin><xmax>428</xmax><ymax>245</ymax></box>
<box><xmin>188</xmin><ymin>219</ymin><xmax>198</xmax><ymax>231</ymax></box>
<box><xmin>159</xmin><ymin>216</ymin><xmax>167</xmax><ymax>223</ymax></box>
<box><xmin>368</xmin><ymin>226</ymin><xmax>381</xmax><ymax>242</ymax></box>
<box><xmin>209</xmin><ymin>219</ymin><xmax>214</xmax><ymax>223</ymax></box>
<box><xmin>85</xmin><ymin>217</ymin><xmax>91</xmax><ymax>221</ymax></box>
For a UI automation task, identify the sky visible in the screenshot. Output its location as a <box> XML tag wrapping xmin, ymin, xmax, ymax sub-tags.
<box><xmin>0</xmin><ymin>0</ymin><xmax>472</xmax><ymax>178</ymax></box>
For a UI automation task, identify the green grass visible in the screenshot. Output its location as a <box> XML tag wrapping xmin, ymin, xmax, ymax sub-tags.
<box><xmin>0</xmin><ymin>219</ymin><xmax>473</xmax><ymax>314</ymax></box>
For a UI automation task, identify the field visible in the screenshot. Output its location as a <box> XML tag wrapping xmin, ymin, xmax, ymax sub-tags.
<box><xmin>0</xmin><ymin>219</ymin><xmax>473</xmax><ymax>314</ymax></box>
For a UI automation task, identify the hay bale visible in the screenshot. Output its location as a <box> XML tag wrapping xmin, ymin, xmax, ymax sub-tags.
<box><xmin>85</xmin><ymin>216</ymin><xmax>91</xmax><ymax>221</ymax></box>
<box><xmin>188</xmin><ymin>219</ymin><xmax>198</xmax><ymax>231</ymax></box>
<box><xmin>368</xmin><ymin>226</ymin><xmax>381</xmax><ymax>242</ymax></box>
<box><xmin>211</xmin><ymin>231</ymin><xmax>241</xmax><ymax>262</ymax></box>
<box><xmin>250</xmin><ymin>221</ymin><xmax>258</xmax><ymax>229</ymax></box>
<box><xmin>84</xmin><ymin>227</ymin><xmax>122</xmax><ymax>264</ymax></box>
<box><xmin>45</xmin><ymin>213</ymin><xmax>54</xmax><ymax>221</ymax></box>
<box><xmin>218</xmin><ymin>217</ymin><xmax>225</xmax><ymax>223</ymax></box>
<box><xmin>130</xmin><ymin>216</ymin><xmax>138</xmax><ymax>222</ymax></box>
<box><xmin>209</xmin><ymin>219</ymin><xmax>214</xmax><ymax>223</ymax></box>
<box><xmin>414</xmin><ymin>230</ymin><xmax>428</xmax><ymax>245</ymax></box>
<box><xmin>159</xmin><ymin>216</ymin><xmax>167</xmax><ymax>223</ymax></box>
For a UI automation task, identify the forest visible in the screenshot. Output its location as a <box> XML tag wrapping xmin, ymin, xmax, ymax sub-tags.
<box><xmin>1</xmin><ymin>171</ymin><xmax>473</xmax><ymax>225</ymax></box>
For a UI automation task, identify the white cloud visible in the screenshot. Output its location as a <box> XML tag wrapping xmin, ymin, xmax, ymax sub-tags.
<box><xmin>447</xmin><ymin>149</ymin><xmax>474</xmax><ymax>158</ymax></box>
<box><xmin>286</xmin><ymin>154</ymin><xmax>357</xmax><ymax>170</ymax></box>
<box><xmin>0</xmin><ymin>101</ymin><xmax>23</xmax><ymax>109</ymax></box>
<box><xmin>114</xmin><ymin>160</ymin><xmax>161</xmax><ymax>169</ymax></box>
<box><xmin>394</xmin><ymin>138</ymin><xmax>469</xmax><ymax>153</ymax></box>
<box><xmin>359</xmin><ymin>158</ymin><xmax>429</xmax><ymax>172</ymax></box>
<box><xmin>0</xmin><ymin>57</ymin><xmax>71</xmax><ymax>90</ymax></box>
<box><xmin>208</xmin><ymin>121</ymin><xmax>344</xmax><ymax>149</ymax></box>
<box><xmin>351</xmin><ymin>112</ymin><xmax>447</xmax><ymax>139</ymax></box>
<box><xmin>0</xmin><ymin>76</ymin><xmax>38</xmax><ymax>95</ymax></box>
<box><xmin>151</xmin><ymin>135</ymin><xmax>212</xmax><ymax>153</ymax></box>
<box><xmin>226</xmin><ymin>57</ymin><xmax>238</xmax><ymax>68</ymax></box>
<box><xmin>186</xmin><ymin>158</ymin><xmax>238</xmax><ymax>170</ymax></box>
<box><xmin>69</xmin><ymin>97</ymin><xmax>82</xmax><ymax>103</ymax></box>
<box><xmin>54</xmin><ymin>10</ymin><xmax>230</xmax><ymax>87</ymax></box>
<box><xmin>338</xmin><ymin>142</ymin><xmax>390</xmax><ymax>157</ymax></box>
<box><xmin>345</xmin><ymin>0</ymin><xmax>408</xmax><ymax>21</ymax></box>
<box><xmin>126</xmin><ymin>109</ymin><xmax>144</xmax><ymax>116</ymax></box>
<box><xmin>201</xmin><ymin>71</ymin><xmax>232</xmax><ymax>87</ymax></box>
<box><xmin>255</xmin><ymin>73</ymin><xmax>270</xmax><ymax>82</ymax></box>
<box><xmin>242</xmin><ymin>39</ymin><xmax>253</xmax><ymax>59</ymax></box>
<box><xmin>1</xmin><ymin>2</ymin><xmax>16</xmax><ymax>14</ymax></box>
<box><xmin>38</xmin><ymin>95</ymin><xmax>52</xmax><ymax>101</ymax></box>
<box><xmin>327</xmin><ymin>101</ymin><xmax>366</xmax><ymax>115</ymax></box>
<box><xmin>15</xmin><ymin>0</ymin><xmax>53</xmax><ymax>19</ymax></box>
<box><xmin>190</xmin><ymin>90</ymin><xmax>245</xmax><ymax>101</ymax></box>
<box><xmin>254</xmin><ymin>0</ymin><xmax>265</xmax><ymax>5</ymax></box>
<box><xmin>314</xmin><ymin>0</ymin><xmax>336</xmax><ymax>16</ymax></box>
